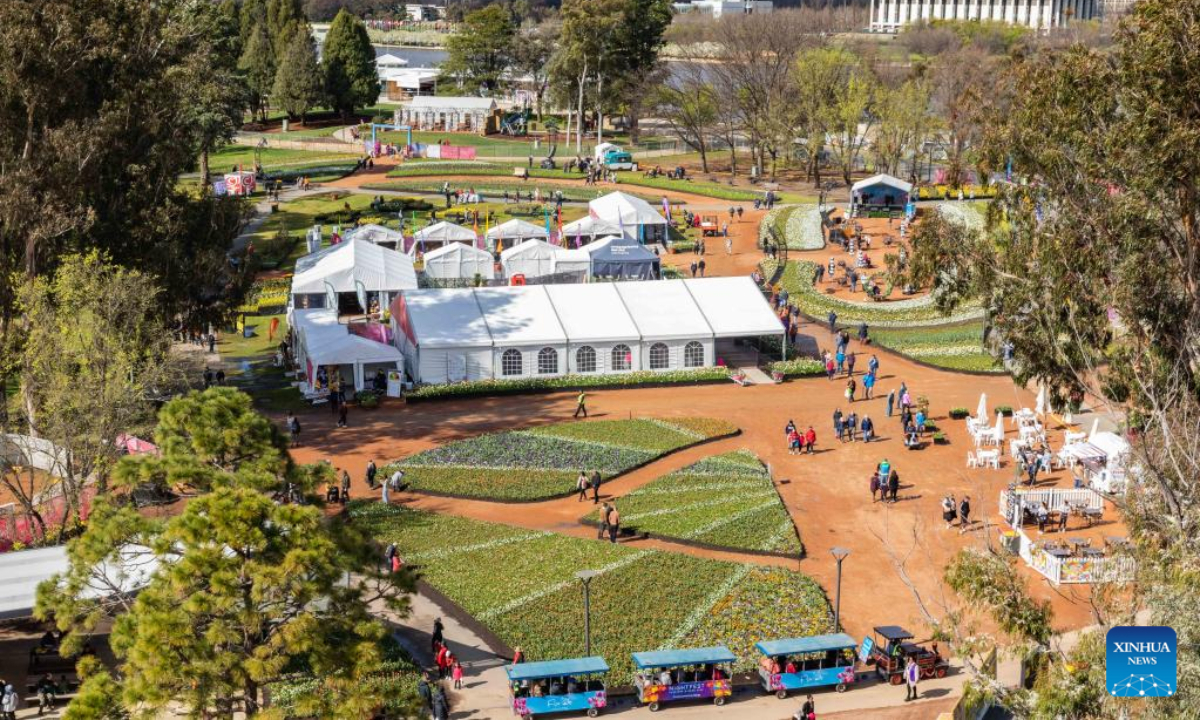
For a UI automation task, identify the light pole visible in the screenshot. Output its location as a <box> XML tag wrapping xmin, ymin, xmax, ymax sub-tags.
<box><xmin>830</xmin><ymin>547</ymin><xmax>850</xmax><ymax>633</ymax></box>
<box><xmin>576</xmin><ymin>570</ymin><xmax>598</xmax><ymax>655</ymax></box>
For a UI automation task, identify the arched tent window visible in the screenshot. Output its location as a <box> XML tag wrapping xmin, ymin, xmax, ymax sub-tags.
<box><xmin>576</xmin><ymin>346</ymin><xmax>597</xmax><ymax>373</ymax></box>
<box><xmin>684</xmin><ymin>341</ymin><xmax>705</xmax><ymax>368</ymax></box>
<box><xmin>501</xmin><ymin>348</ymin><xmax>523</xmax><ymax>376</ymax></box>
<box><xmin>611</xmin><ymin>344</ymin><xmax>632</xmax><ymax>371</ymax></box>
<box><xmin>649</xmin><ymin>342</ymin><xmax>670</xmax><ymax>370</ymax></box>
<box><xmin>537</xmin><ymin>347</ymin><xmax>559</xmax><ymax>375</ymax></box>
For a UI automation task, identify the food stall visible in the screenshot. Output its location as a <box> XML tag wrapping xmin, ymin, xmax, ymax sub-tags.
<box><xmin>631</xmin><ymin>646</ymin><xmax>735</xmax><ymax>711</ymax></box>
<box><xmin>507</xmin><ymin>657</ymin><xmax>608</xmax><ymax>718</ymax></box>
<box><xmin>755</xmin><ymin>633</ymin><xmax>859</xmax><ymax>698</ymax></box>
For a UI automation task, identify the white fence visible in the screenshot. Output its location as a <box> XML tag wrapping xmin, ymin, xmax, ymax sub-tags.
<box><xmin>999</xmin><ymin>487</ymin><xmax>1104</xmax><ymax>527</ymax></box>
<box><xmin>1012</xmin><ymin>526</ymin><xmax>1135</xmax><ymax>585</ymax></box>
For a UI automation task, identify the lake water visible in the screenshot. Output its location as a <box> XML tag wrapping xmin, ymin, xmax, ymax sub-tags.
<box><xmin>373</xmin><ymin>45</ymin><xmax>447</xmax><ymax>67</ymax></box>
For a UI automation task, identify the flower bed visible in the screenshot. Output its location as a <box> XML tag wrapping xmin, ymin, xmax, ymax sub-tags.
<box><xmin>869</xmin><ymin>322</ymin><xmax>1005</xmax><ymax>374</ymax></box>
<box><xmin>588</xmin><ymin>451</ymin><xmax>802</xmax><ymax>557</ymax></box>
<box><xmin>350</xmin><ymin>503</ymin><xmax>830</xmax><ymax>684</ymax></box>
<box><xmin>935</xmin><ymin>201</ymin><xmax>987</xmax><ymax>232</ymax></box>
<box><xmin>759</xmin><ymin>205</ymin><xmax>823</xmax><ymax>251</ymax></box>
<box><xmin>405</xmin><ymin>368</ymin><xmax>732</xmax><ymax>401</ymax></box>
<box><xmin>388</xmin><ymin>418</ymin><xmax>737</xmax><ymax>501</ymax></box>
<box><xmin>768</xmin><ymin>358</ymin><xmax>826</xmax><ymax>378</ymax></box>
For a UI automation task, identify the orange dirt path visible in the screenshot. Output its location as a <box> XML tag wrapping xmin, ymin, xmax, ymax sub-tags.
<box><xmin>288</xmin><ymin>323</ymin><xmax>1101</xmax><ymax>642</ymax></box>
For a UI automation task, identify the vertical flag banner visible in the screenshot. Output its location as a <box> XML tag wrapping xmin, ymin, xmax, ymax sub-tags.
<box><xmin>324</xmin><ymin>281</ymin><xmax>337</xmax><ymax>312</ymax></box>
<box><xmin>355</xmin><ymin>280</ymin><xmax>368</xmax><ymax>313</ymax></box>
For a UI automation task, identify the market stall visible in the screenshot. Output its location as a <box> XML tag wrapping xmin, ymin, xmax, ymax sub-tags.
<box><xmin>588</xmin><ymin>191</ymin><xmax>668</xmax><ymax>244</ymax></box>
<box><xmin>501</xmin><ymin>239</ymin><xmax>558</xmax><ymax>280</ymax></box>
<box><xmin>289</xmin><ymin>237</ymin><xmax>418</xmax><ymax>317</ymax></box>
<box><xmin>343</xmin><ymin>223</ymin><xmax>405</xmax><ymax>251</ymax></box>
<box><xmin>292</xmin><ymin>308</ymin><xmax>404</xmax><ymax>393</ymax></box>
<box><xmin>584</xmin><ymin>236</ymin><xmax>661</xmax><ymax>280</ymax></box>
<box><xmin>485</xmin><ymin>219</ymin><xmax>549</xmax><ymax>252</ymax></box>
<box><xmin>411</xmin><ymin>221</ymin><xmax>477</xmax><ymax>255</ymax></box>
<box><xmin>561</xmin><ymin>216</ymin><xmax>621</xmax><ymax>246</ymax></box>
<box><xmin>422</xmin><ymin>241</ymin><xmax>496</xmax><ymax>281</ymax></box>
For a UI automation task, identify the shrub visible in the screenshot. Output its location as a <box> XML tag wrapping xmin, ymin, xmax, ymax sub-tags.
<box><xmin>933</xmin><ymin>432</ymin><xmax>948</xmax><ymax>444</ymax></box>
<box><xmin>768</xmin><ymin>358</ymin><xmax>826</xmax><ymax>378</ymax></box>
<box><xmin>374</xmin><ymin>198</ymin><xmax>433</xmax><ymax>213</ymax></box>
<box><xmin>355</xmin><ymin>390</ymin><xmax>380</xmax><ymax>408</ymax></box>
<box><xmin>996</xmin><ymin>405</ymin><xmax>1014</xmax><ymax>416</ymax></box>
<box><xmin>948</xmin><ymin>407</ymin><xmax>970</xmax><ymax>419</ymax></box>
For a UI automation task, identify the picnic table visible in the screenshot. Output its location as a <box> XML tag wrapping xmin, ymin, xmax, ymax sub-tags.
<box><xmin>1043</xmin><ymin>545</ymin><xmax>1073</xmax><ymax>559</ymax></box>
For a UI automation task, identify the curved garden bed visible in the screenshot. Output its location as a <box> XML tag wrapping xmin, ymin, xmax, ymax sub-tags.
<box><xmin>386</xmin><ymin>417</ymin><xmax>739</xmax><ymax>501</ymax></box>
<box><xmin>759</xmin><ymin>205</ymin><xmax>824</xmax><ymax>251</ymax></box>
<box><xmin>405</xmin><ymin>368</ymin><xmax>734</xmax><ymax>401</ymax></box>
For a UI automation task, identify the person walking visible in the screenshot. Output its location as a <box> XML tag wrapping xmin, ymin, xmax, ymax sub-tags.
<box><xmin>846</xmin><ymin>352</ymin><xmax>857</xmax><ymax>375</ymax></box>
<box><xmin>577</xmin><ymin>471</ymin><xmax>589</xmax><ymax>501</ymax></box>
<box><xmin>574</xmin><ymin>390</ymin><xmax>588</xmax><ymax>419</ymax></box>
<box><xmin>861</xmin><ymin>415</ymin><xmax>874</xmax><ymax>442</ymax></box>
<box><xmin>337</xmin><ymin>403</ymin><xmax>348</xmax><ymax>428</ymax></box>
<box><xmin>863</xmin><ymin>371</ymin><xmax>876</xmax><ymax>399</ymax></box>
<box><xmin>287</xmin><ymin>412</ymin><xmax>301</xmax><ymax>446</ymax></box>
<box><xmin>591</xmin><ymin>470</ymin><xmax>602</xmax><ymax>503</ymax></box>
<box><xmin>1</xmin><ymin>683</ymin><xmax>15</xmax><ymax>720</ymax></box>
<box><xmin>432</xmin><ymin>684</ymin><xmax>450</xmax><ymax>720</ymax></box>
<box><xmin>417</xmin><ymin>673</ymin><xmax>433</xmax><ymax>715</ymax></box>
<box><xmin>959</xmin><ymin>496</ymin><xmax>972</xmax><ymax>534</ymax></box>
<box><xmin>340</xmin><ymin>469</ymin><xmax>351</xmax><ymax>501</ymax></box>
<box><xmin>452</xmin><ymin>660</ymin><xmax>464</xmax><ymax>690</ymax></box>
<box><xmin>690</xmin><ymin>260</ymin><xmax>698</xmax><ymax>277</ymax></box>
<box><xmin>845</xmin><ymin>411</ymin><xmax>857</xmax><ymax>442</ymax></box>
<box><xmin>366</xmin><ymin>460</ymin><xmax>378</xmax><ymax>489</ymax></box>
<box><xmin>827</xmin><ymin>310</ymin><xmax>837</xmax><ymax>334</ymax></box>
<box><xmin>846</xmin><ymin>378</ymin><xmax>856</xmax><ymax>403</ymax></box>
<box><xmin>606</xmin><ymin>504</ymin><xmax>620</xmax><ymax>543</ymax></box>
<box><xmin>870</xmin><ymin>471</ymin><xmax>881</xmax><ymax>502</ymax></box>
<box><xmin>431</xmin><ymin>617</ymin><xmax>444</xmax><ymax>652</ymax></box>
<box><xmin>698</xmin><ymin>258</ymin><xmax>707</xmax><ymax>277</ymax></box>
<box><xmin>888</xmin><ymin>468</ymin><xmax>900</xmax><ymax>503</ymax></box>
<box><xmin>942</xmin><ymin>494</ymin><xmax>957</xmax><ymax>529</ymax></box>
<box><xmin>737</xmin><ymin>206</ymin><xmax>745</xmax><ymax>221</ymax></box>
<box><xmin>886</xmin><ymin>389</ymin><xmax>896</xmax><ymax>417</ymax></box>
<box><xmin>803</xmin><ymin>426</ymin><xmax>816</xmax><ymax>454</ymax></box>
<box><xmin>868</xmin><ymin>354</ymin><xmax>879</xmax><ymax>376</ymax></box>
<box><xmin>835</xmin><ymin>348</ymin><xmax>845</xmax><ymax>374</ymax></box>
<box><xmin>858</xmin><ymin>322</ymin><xmax>869</xmax><ymax>343</ymax></box>
<box><xmin>833</xmin><ymin>409</ymin><xmax>844</xmax><ymax>442</ymax></box>
<box><xmin>597</xmin><ymin>502</ymin><xmax>610</xmax><ymax>539</ymax></box>
<box><xmin>725</xmin><ymin>235</ymin><xmax>733</xmax><ymax>254</ymax></box>
<box><xmin>904</xmin><ymin>657</ymin><xmax>919</xmax><ymax>701</ymax></box>
<box><xmin>207</xmin><ymin>332</ymin><xmax>216</xmax><ymax>354</ymax></box>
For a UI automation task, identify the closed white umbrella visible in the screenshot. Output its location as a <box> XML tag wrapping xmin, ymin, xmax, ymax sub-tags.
<box><xmin>1089</xmin><ymin>418</ymin><xmax>1100</xmax><ymax>443</ymax></box>
<box><xmin>977</xmin><ymin>393</ymin><xmax>988</xmax><ymax>420</ymax></box>
<box><xmin>995</xmin><ymin>411</ymin><xmax>1005</xmax><ymax>434</ymax></box>
<box><xmin>1035</xmin><ymin>386</ymin><xmax>1046</xmax><ymax>416</ymax></box>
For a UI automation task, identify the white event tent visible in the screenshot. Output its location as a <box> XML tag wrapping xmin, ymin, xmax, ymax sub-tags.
<box><xmin>292</xmin><ymin>309</ymin><xmax>404</xmax><ymax>392</ymax></box>
<box><xmin>501</xmin><ymin>239</ymin><xmax>558</xmax><ymax>279</ymax></box>
<box><xmin>412</xmin><ymin>221</ymin><xmax>477</xmax><ymax>255</ymax></box>
<box><xmin>289</xmin><ymin>237</ymin><xmax>417</xmax><ymax>314</ymax></box>
<box><xmin>588</xmin><ymin>191</ymin><xmax>668</xmax><ymax>244</ymax></box>
<box><xmin>485</xmin><ymin>219</ymin><xmax>548</xmax><ymax>251</ymax></box>
<box><xmin>561</xmin><ymin>216</ymin><xmax>622</xmax><ymax>245</ymax></box>
<box><xmin>551</xmin><ymin>247</ymin><xmax>592</xmax><ymax>278</ymax></box>
<box><xmin>391</xmin><ymin>278</ymin><xmax>782</xmax><ymax>384</ymax></box>
<box><xmin>422</xmin><ymin>241</ymin><xmax>495</xmax><ymax>281</ymax></box>
<box><xmin>343</xmin><ymin>223</ymin><xmax>405</xmax><ymax>250</ymax></box>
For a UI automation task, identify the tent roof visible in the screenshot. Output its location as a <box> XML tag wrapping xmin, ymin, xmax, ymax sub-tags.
<box><xmin>0</xmin><ymin>545</ymin><xmax>158</xmax><ymax>620</ymax></box>
<box><xmin>562</xmin><ymin>216</ymin><xmax>622</xmax><ymax>238</ymax></box>
<box><xmin>423</xmin><ymin>241</ymin><xmax>492</xmax><ymax>262</ymax></box>
<box><xmin>755</xmin><ymin>634</ymin><xmax>857</xmax><ymax>657</ymax></box>
<box><xmin>292</xmin><ymin>237</ymin><xmax>417</xmax><ymax>294</ymax></box>
<box><xmin>684</xmin><ymin>277</ymin><xmax>783</xmax><ymax>337</ymax></box>
<box><xmin>544</xmin><ymin>284</ymin><xmax>640</xmax><ymax>343</ymax></box>
<box><xmin>486</xmin><ymin>218</ymin><xmax>548</xmax><ymax>240</ymax></box>
<box><xmin>506</xmin><ymin>657</ymin><xmax>609</xmax><ymax>681</ymax></box>
<box><xmin>376</xmin><ymin>53</ymin><xmax>409</xmax><ymax>66</ymax></box>
<box><xmin>405</xmin><ymin>96</ymin><xmax>497</xmax><ymax>111</ymax></box>
<box><xmin>500</xmin><ymin>238</ymin><xmax>556</xmax><ymax>262</ymax></box>
<box><xmin>1090</xmin><ymin>431</ymin><xmax>1130</xmax><ymax>458</ymax></box>
<box><xmin>588</xmin><ymin>191</ymin><xmax>667</xmax><ymax>226</ymax></box>
<box><xmin>615</xmin><ymin>280</ymin><xmax>712</xmax><ymax>341</ymax></box>
<box><xmin>344</xmin><ymin>224</ymin><xmax>405</xmax><ymax>245</ymax></box>
<box><xmin>397</xmin><ymin>288</ymin><xmax>492</xmax><ymax>349</ymax></box>
<box><xmin>852</xmin><ymin>173</ymin><xmax>913</xmax><ymax>194</ymax></box>
<box><xmin>475</xmin><ymin>286</ymin><xmax>567</xmax><ymax>346</ymax></box>
<box><xmin>293</xmin><ymin>309</ymin><xmax>404</xmax><ymax>367</ymax></box>
<box><xmin>414</xmin><ymin>220</ymin><xmax>477</xmax><ymax>243</ymax></box>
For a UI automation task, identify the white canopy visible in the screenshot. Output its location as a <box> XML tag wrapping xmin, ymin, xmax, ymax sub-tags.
<box><xmin>412</xmin><ymin>221</ymin><xmax>477</xmax><ymax>253</ymax></box>
<box><xmin>682</xmin><ymin>277</ymin><xmax>783</xmax><ymax>337</ymax></box>
<box><xmin>394</xmin><ymin>288</ymin><xmax>492</xmax><ymax>350</ymax></box>
<box><xmin>552</xmin><ymin>247</ymin><xmax>592</xmax><ymax>276</ymax></box>
<box><xmin>617</xmin><ymin>280</ymin><xmax>713</xmax><ymax>341</ymax></box>
<box><xmin>475</xmin><ymin>286</ymin><xmax>568</xmax><ymax>346</ymax></box>
<box><xmin>589</xmin><ymin>191</ymin><xmax>667</xmax><ymax>241</ymax></box>
<box><xmin>343</xmin><ymin>223</ymin><xmax>405</xmax><ymax>247</ymax></box>
<box><xmin>486</xmin><ymin>218</ymin><xmax>549</xmax><ymax>241</ymax></box>
<box><xmin>500</xmin><ymin>239</ymin><xmax>558</xmax><ymax>279</ymax></box>
<box><xmin>561</xmin><ymin>215</ymin><xmax>621</xmax><ymax>243</ymax></box>
<box><xmin>1090</xmin><ymin>431</ymin><xmax>1130</xmax><ymax>460</ymax></box>
<box><xmin>852</xmin><ymin>173</ymin><xmax>913</xmax><ymax>194</ymax></box>
<box><xmin>0</xmin><ymin>545</ymin><xmax>158</xmax><ymax>620</ymax></box>
<box><xmin>1035</xmin><ymin>386</ymin><xmax>1047</xmax><ymax>416</ymax></box>
<box><xmin>545</xmin><ymin>284</ymin><xmax>640</xmax><ymax>343</ymax></box>
<box><xmin>422</xmin><ymin>242</ymin><xmax>495</xmax><ymax>280</ymax></box>
<box><xmin>293</xmin><ymin>309</ymin><xmax>405</xmax><ymax>368</ymax></box>
<box><xmin>292</xmin><ymin>237</ymin><xmax>417</xmax><ymax>294</ymax></box>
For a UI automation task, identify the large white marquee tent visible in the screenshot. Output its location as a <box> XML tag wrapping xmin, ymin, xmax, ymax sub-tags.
<box><xmin>390</xmin><ymin>276</ymin><xmax>781</xmax><ymax>384</ymax></box>
<box><xmin>289</xmin><ymin>237</ymin><xmax>417</xmax><ymax>313</ymax></box>
<box><xmin>422</xmin><ymin>241</ymin><xmax>496</xmax><ymax>281</ymax></box>
<box><xmin>291</xmin><ymin>309</ymin><xmax>405</xmax><ymax>392</ymax></box>
<box><xmin>588</xmin><ymin>191</ymin><xmax>669</xmax><ymax>244</ymax></box>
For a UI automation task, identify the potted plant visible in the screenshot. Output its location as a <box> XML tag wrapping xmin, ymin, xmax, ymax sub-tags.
<box><xmin>996</xmin><ymin>405</ymin><xmax>1014</xmax><ymax>417</ymax></box>
<box><xmin>771</xmin><ymin>370</ymin><xmax>785</xmax><ymax>384</ymax></box>
<box><xmin>355</xmin><ymin>390</ymin><xmax>380</xmax><ymax>409</ymax></box>
<box><xmin>932</xmin><ymin>432</ymin><xmax>948</xmax><ymax>445</ymax></box>
<box><xmin>948</xmin><ymin>407</ymin><xmax>970</xmax><ymax>420</ymax></box>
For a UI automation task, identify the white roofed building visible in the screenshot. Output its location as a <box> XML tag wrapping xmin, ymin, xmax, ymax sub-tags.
<box><xmin>475</xmin><ymin>286</ymin><xmax>569</xmax><ymax>379</ymax></box>
<box><xmin>486</xmin><ymin>219</ymin><xmax>549</xmax><ymax>252</ymax></box>
<box><xmin>851</xmin><ymin>173</ymin><xmax>913</xmax><ymax>210</ymax></box>
<box><xmin>290</xmin><ymin>237</ymin><xmax>417</xmax><ymax>316</ymax></box>
<box><xmin>396</xmin><ymin>96</ymin><xmax>498</xmax><ymax>132</ymax></box>
<box><xmin>588</xmin><ymin>191</ymin><xmax>669</xmax><ymax>244</ymax></box>
<box><xmin>561</xmin><ymin>216</ymin><xmax>622</xmax><ymax>245</ymax></box>
<box><xmin>545</xmin><ymin>284</ymin><xmax>643</xmax><ymax>374</ymax></box>
<box><xmin>392</xmin><ymin>289</ymin><xmax>493</xmax><ymax>384</ymax></box>
<box><xmin>343</xmin><ymin>223</ymin><xmax>405</xmax><ymax>250</ymax></box>
<box><xmin>500</xmin><ymin>239</ymin><xmax>558</xmax><ymax>280</ymax></box>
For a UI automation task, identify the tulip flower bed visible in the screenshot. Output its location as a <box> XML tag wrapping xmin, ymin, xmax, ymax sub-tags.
<box><xmin>388</xmin><ymin>418</ymin><xmax>737</xmax><ymax>501</ymax></box>
<box><xmin>587</xmin><ymin>451</ymin><xmax>802</xmax><ymax>557</ymax></box>
<box><xmin>350</xmin><ymin>502</ymin><xmax>831</xmax><ymax>684</ymax></box>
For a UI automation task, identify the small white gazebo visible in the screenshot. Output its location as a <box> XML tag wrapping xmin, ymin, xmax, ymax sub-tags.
<box><xmin>343</xmin><ymin>223</ymin><xmax>405</xmax><ymax>250</ymax></box>
<box><xmin>422</xmin><ymin>242</ymin><xmax>495</xmax><ymax>281</ymax></box>
<box><xmin>485</xmin><ymin>219</ymin><xmax>548</xmax><ymax>252</ymax></box>
<box><xmin>412</xmin><ymin>221</ymin><xmax>477</xmax><ymax>255</ymax></box>
<box><xmin>501</xmin><ymin>239</ymin><xmax>558</xmax><ymax>279</ymax></box>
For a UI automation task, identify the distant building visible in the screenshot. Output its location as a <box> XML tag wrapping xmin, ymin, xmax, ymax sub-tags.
<box><xmin>395</xmin><ymin>96</ymin><xmax>498</xmax><ymax>133</ymax></box>
<box><xmin>379</xmin><ymin>67</ymin><xmax>438</xmax><ymax>102</ymax></box>
<box><xmin>404</xmin><ymin>4</ymin><xmax>446</xmax><ymax>21</ymax></box>
<box><xmin>672</xmin><ymin>0</ymin><xmax>774</xmax><ymax>18</ymax></box>
<box><xmin>869</xmin><ymin>0</ymin><xmax>1099</xmax><ymax>32</ymax></box>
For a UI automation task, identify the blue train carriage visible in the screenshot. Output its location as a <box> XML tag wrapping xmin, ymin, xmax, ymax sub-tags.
<box><xmin>507</xmin><ymin>656</ymin><xmax>609</xmax><ymax>718</ymax></box>
<box><xmin>631</xmin><ymin>646</ymin><xmax>736</xmax><ymax>712</ymax></box>
<box><xmin>755</xmin><ymin>633</ymin><xmax>860</xmax><ymax>699</ymax></box>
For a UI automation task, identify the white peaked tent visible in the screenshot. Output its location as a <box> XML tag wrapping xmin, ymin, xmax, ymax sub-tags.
<box><xmin>412</xmin><ymin>221</ymin><xmax>477</xmax><ymax>255</ymax></box>
<box><xmin>422</xmin><ymin>242</ymin><xmax>495</xmax><ymax>280</ymax></box>
<box><xmin>501</xmin><ymin>239</ymin><xmax>557</xmax><ymax>279</ymax></box>
<box><xmin>588</xmin><ymin>191</ymin><xmax>668</xmax><ymax>243</ymax></box>
<box><xmin>561</xmin><ymin>216</ymin><xmax>622</xmax><ymax>245</ymax></box>
<box><xmin>290</xmin><ymin>237</ymin><xmax>417</xmax><ymax>312</ymax></box>
<box><xmin>683</xmin><ymin>277</ymin><xmax>783</xmax><ymax>337</ymax></box>
<box><xmin>292</xmin><ymin>309</ymin><xmax>404</xmax><ymax>391</ymax></box>
<box><xmin>552</xmin><ymin>247</ymin><xmax>592</xmax><ymax>277</ymax></box>
<box><xmin>343</xmin><ymin>223</ymin><xmax>405</xmax><ymax>249</ymax></box>
<box><xmin>485</xmin><ymin>219</ymin><xmax>548</xmax><ymax>251</ymax></box>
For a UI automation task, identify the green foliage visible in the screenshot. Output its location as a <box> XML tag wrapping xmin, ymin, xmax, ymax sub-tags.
<box><xmin>239</xmin><ymin>21</ymin><xmax>277</xmax><ymax>120</ymax></box>
<box><xmin>768</xmin><ymin>358</ymin><xmax>826</xmax><ymax>378</ymax></box>
<box><xmin>272</xmin><ymin>29</ymin><xmax>324</xmax><ymax>120</ymax></box>
<box><xmin>407</xmin><ymin>367</ymin><xmax>732</xmax><ymax>400</ymax></box>
<box><xmin>441</xmin><ymin>5</ymin><xmax>516</xmax><ymax>93</ymax></box>
<box><xmin>944</xmin><ymin>548</ymin><xmax>1053</xmax><ymax>646</ymax></box>
<box><xmin>322</xmin><ymin>10</ymin><xmax>378</xmax><ymax>117</ymax></box>
<box><xmin>949</xmin><ymin>407</ymin><xmax>970</xmax><ymax>419</ymax></box>
<box><xmin>63</xmin><ymin>657</ymin><xmax>130</xmax><ymax>720</ymax></box>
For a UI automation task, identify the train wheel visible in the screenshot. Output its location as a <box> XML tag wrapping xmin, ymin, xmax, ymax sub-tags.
<box><xmin>776</xmin><ymin>689</ymin><xmax>788</xmax><ymax>700</ymax></box>
<box><xmin>587</xmin><ymin>709</ymin><xmax>599</xmax><ymax>718</ymax></box>
<box><xmin>936</xmin><ymin>667</ymin><xmax>948</xmax><ymax>679</ymax></box>
<box><xmin>715</xmin><ymin>696</ymin><xmax>726</xmax><ymax>706</ymax></box>
<box><xmin>836</xmin><ymin>684</ymin><xmax>847</xmax><ymax>694</ymax></box>
<box><xmin>890</xmin><ymin>673</ymin><xmax>904</xmax><ymax>686</ymax></box>
<box><xmin>648</xmin><ymin>703</ymin><xmax>659</xmax><ymax>712</ymax></box>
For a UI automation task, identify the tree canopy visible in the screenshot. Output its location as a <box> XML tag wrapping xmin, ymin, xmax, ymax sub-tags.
<box><xmin>441</xmin><ymin>5</ymin><xmax>517</xmax><ymax>94</ymax></box>
<box><xmin>322</xmin><ymin>9</ymin><xmax>378</xmax><ymax>118</ymax></box>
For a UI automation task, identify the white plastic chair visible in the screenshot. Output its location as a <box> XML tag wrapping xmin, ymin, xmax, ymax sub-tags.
<box><xmin>967</xmin><ymin>451</ymin><xmax>980</xmax><ymax>469</ymax></box>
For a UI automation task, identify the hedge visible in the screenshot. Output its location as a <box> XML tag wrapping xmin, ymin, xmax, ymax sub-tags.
<box><xmin>768</xmin><ymin>358</ymin><xmax>826</xmax><ymax>378</ymax></box>
<box><xmin>406</xmin><ymin>367</ymin><xmax>732</xmax><ymax>400</ymax></box>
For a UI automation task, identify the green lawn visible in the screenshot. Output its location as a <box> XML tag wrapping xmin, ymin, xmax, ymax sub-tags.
<box><xmin>209</xmin><ymin>144</ymin><xmax>359</xmax><ymax>173</ymax></box>
<box><xmin>871</xmin><ymin>322</ymin><xmax>1005</xmax><ymax>374</ymax></box>
<box><xmin>351</xmin><ymin>502</ymin><xmax>831</xmax><ymax>684</ymax></box>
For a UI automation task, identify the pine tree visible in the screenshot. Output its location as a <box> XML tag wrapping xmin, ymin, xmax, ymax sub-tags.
<box><xmin>267</xmin><ymin>0</ymin><xmax>306</xmax><ymax>57</ymax></box>
<box><xmin>238</xmin><ymin>20</ymin><xmax>276</xmax><ymax>121</ymax></box>
<box><xmin>322</xmin><ymin>9</ymin><xmax>378</xmax><ymax>120</ymax></box>
<box><xmin>272</xmin><ymin>29</ymin><xmax>324</xmax><ymax>123</ymax></box>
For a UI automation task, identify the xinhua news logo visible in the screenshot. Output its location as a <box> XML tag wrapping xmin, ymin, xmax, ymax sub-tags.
<box><xmin>1106</xmin><ymin>626</ymin><xmax>1177</xmax><ymax>697</ymax></box>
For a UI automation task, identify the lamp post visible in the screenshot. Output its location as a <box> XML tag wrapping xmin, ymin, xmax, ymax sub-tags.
<box><xmin>830</xmin><ymin>547</ymin><xmax>850</xmax><ymax>633</ymax></box>
<box><xmin>576</xmin><ymin>570</ymin><xmax>599</xmax><ymax>655</ymax></box>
